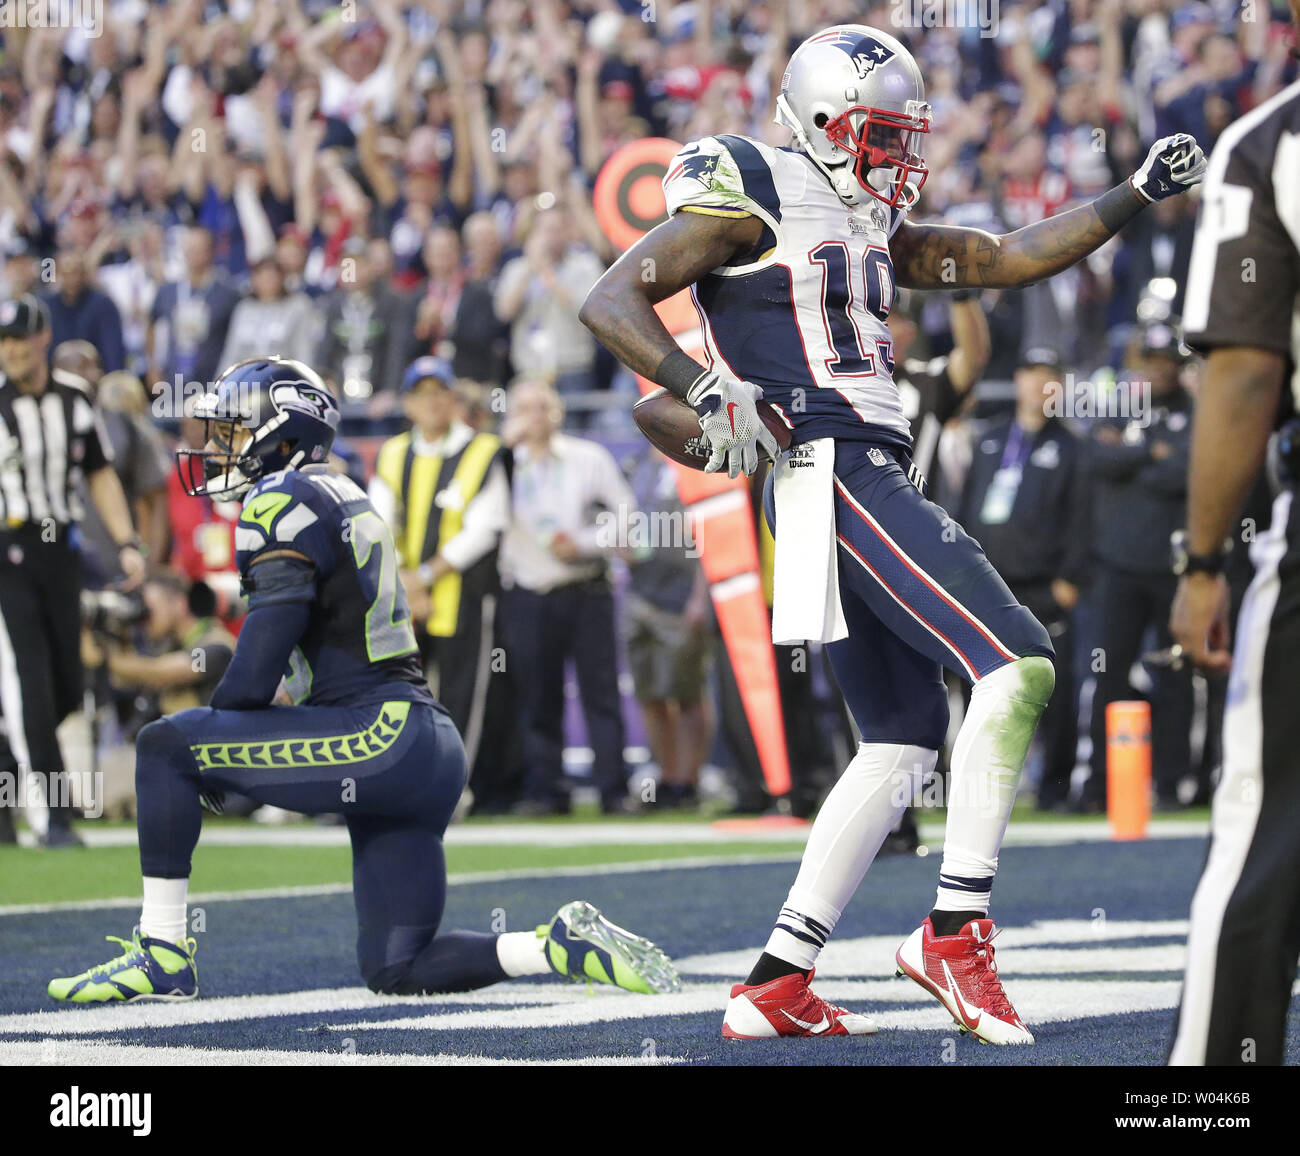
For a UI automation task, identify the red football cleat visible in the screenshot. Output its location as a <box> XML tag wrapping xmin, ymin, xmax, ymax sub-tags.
<box><xmin>721</xmin><ymin>969</ymin><xmax>877</xmax><ymax>1039</ymax></box>
<box><xmin>895</xmin><ymin>917</ymin><xmax>1034</xmax><ymax>1045</ymax></box>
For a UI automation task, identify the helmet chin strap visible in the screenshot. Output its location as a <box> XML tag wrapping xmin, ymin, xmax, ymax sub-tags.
<box><xmin>205</xmin><ymin>466</ymin><xmax>254</xmax><ymax>501</ymax></box>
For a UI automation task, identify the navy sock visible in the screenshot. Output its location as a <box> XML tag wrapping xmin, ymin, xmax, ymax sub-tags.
<box><xmin>745</xmin><ymin>952</ymin><xmax>809</xmax><ymax>986</ymax></box>
<box><xmin>928</xmin><ymin>908</ymin><xmax>984</xmax><ymax>938</ymax></box>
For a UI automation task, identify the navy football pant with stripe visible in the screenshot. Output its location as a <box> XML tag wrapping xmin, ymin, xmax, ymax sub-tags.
<box><xmin>135</xmin><ymin>698</ymin><xmax>507</xmax><ymax>994</ymax></box>
<box><xmin>822</xmin><ymin>441</ymin><xmax>1052</xmax><ymax>748</ymax></box>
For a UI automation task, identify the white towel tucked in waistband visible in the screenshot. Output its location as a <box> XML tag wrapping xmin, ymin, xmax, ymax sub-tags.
<box><xmin>771</xmin><ymin>438</ymin><xmax>847</xmax><ymax>646</ymax></box>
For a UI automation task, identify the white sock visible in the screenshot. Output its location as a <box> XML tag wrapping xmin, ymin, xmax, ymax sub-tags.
<box><xmin>763</xmin><ymin>743</ymin><xmax>935</xmax><ymax>970</ymax></box>
<box><xmin>496</xmin><ymin>930</ymin><xmax>550</xmax><ymax>977</ymax></box>
<box><xmin>140</xmin><ymin>877</ymin><xmax>190</xmax><ymax>945</ymax></box>
<box><xmin>936</xmin><ymin>656</ymin><xmax>1054</xmax><ymax>914</ymax></box>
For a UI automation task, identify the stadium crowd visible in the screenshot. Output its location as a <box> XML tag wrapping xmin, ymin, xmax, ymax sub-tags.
<box><xmin>1</xmin><ymin>0</ymin><xmax>1294</xmax><ymax>840</ymax></box>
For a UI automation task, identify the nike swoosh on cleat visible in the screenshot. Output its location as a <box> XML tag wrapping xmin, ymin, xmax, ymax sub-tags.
<box><xmin>940</xmin><ymin>961</ymin><xmax>982</xmax><ymax>1031</ymax></box>
<box><xmin>779</xmin><ymin>1009</ymin><xmax>831</xmax><ymax>1034</ymax></box>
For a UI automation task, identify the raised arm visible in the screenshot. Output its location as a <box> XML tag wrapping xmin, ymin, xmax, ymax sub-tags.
<box><xmin>944</xmin><ymin>295</ymin><xmax>991</xmax><ymax>394</ymax></box>
<box><xmin>892</xmin><ymin>135</ymin><xmax>1207</xmax><ymax>291</ymax></box>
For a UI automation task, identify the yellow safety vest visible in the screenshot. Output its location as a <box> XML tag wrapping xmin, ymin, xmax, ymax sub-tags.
<box><xmin>376</xmin><ymin>429</ymin><xmax>501</xmax><ymax>637</ymax></box>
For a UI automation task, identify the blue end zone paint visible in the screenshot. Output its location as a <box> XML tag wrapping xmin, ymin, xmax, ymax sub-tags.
<box><xmin>3</xmin><ymin>838</ymin><xmax>1297</xmax><ymax>1065</ymax></box>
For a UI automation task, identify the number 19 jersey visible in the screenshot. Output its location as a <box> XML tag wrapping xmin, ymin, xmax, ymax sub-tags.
<box><xmin>663</xmin><ymin>133</ymin><xmax>911</xmax><ymax>447</ymax></box>
<box><xmin>234</xmin><ymin>464</ymin><xmax>435</xmax><ymax>709</ymax></box>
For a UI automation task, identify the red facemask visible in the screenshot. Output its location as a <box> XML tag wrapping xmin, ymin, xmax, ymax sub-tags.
<box><xmin>823</xmin><ymin>105</ymin><xmax>930</xmax><ymax>207</ymax></box>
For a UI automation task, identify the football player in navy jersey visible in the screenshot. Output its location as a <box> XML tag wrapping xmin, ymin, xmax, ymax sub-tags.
<box><xmin>48</xmin><ymin>357</ymin><xmax>678</xmax><ymax>1004</ymax></box>
<box><xmin>581</xmin><ymin>25</ymin><xmax>1205</xmax><ymax>1043</ymax></box>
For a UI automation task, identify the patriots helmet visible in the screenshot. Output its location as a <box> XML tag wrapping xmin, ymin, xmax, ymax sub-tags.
<box><xmin>775</xmin><ymin>25</ymin><xmax>931</xmax><ymax>210</ymax></box>
<box><xmin>177</xmin><ymin>356</ymin><xmax>340</xmax><ymax>500</ymax></box>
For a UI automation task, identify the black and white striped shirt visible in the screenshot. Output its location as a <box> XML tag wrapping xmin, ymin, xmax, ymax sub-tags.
<box><xmin>1183</xmin><ymin>78</ymin><xmax>1300</xmax><ymax>396</ymax></box>
<box><xmin>0</xmin><ymin>369</ymin><xmax>111</xmax><ymax>532</ymax></box>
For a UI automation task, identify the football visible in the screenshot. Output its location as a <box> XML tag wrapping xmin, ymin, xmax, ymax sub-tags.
<box><xmin>632</xmin><ymin>387</ymin><xmax>793</xmax><ymax>470</ymax></box>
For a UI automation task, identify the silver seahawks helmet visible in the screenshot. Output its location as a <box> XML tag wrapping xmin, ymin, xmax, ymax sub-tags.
<box><xmin>774</xmin><ymin>25</ymin><xmax>931</xmax><ymax>210</ymax></box>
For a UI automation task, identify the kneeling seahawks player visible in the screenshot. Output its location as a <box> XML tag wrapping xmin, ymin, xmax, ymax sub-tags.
<box><xmin>48</xmin><ymin>357</ymin><xmax>678</xmax><ymax>1004</ymax></box>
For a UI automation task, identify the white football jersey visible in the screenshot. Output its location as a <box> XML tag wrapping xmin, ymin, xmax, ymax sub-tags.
<box><xmin>663</xmin><ymin>134</ymin><xmax>911</xmax><ymax>446</ymax></box>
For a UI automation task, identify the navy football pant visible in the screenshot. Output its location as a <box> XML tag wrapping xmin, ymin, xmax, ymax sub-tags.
<box><xmin>135</xmin><ymin>698</ymin><xmax>507</xmax><ymax>994</ymax></box>
<box><xmin>775</xmin><ymin>442</ymin><xmax>1053</xmax><ymax>748</ymax></box>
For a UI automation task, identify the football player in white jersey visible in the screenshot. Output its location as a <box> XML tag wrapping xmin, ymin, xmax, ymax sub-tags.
<box><xmin>581</xmin><ymin>25</ymin><xmax>1205</xmax><ymax>1044</ymax></box>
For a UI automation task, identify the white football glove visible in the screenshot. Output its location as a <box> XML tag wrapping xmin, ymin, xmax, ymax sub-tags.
<box><xmin>687</xmin><ymin>369</ymin><xmax>780</xmax><ymax>478</ymax></box>
<box><xmin>1130</xmin><ymin>133</ymin><xmax>1207</xmax><ymax>203</ymax></box>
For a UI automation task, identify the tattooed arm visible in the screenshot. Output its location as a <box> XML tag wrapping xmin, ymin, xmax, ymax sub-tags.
<box><xmin>579</xmin><ymin>209</ymin><xmax>764</xmax><ymax>398</ymax></box>
<box><xmin>894</xmin><ymin>134</ymin><xmax>1207</xmax><ymax>291</ymax></box>
<box><xmin>891</xmin><ymin>186</ymin><xmax>1137</xmax><ymax>291</ymax></box>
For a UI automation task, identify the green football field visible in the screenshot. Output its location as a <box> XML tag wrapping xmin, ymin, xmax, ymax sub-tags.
<box><xmin>0</xmin><ymin>804</ymin><xmax>1209</xmax><ymax>908</ymax></box>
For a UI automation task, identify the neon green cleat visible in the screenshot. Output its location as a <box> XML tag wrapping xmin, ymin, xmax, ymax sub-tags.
<box><xmin>48</xmin><ymin>928</ymin><xmax>198</xmax><ymax>1004</ymax></box>
<box><xmin>540</xmin><ymin>900</ymin><xmax>680</xmax><ymax>994</ymax></box>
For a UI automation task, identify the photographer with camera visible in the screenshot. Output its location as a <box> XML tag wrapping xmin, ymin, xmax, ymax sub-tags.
<box><xmin>82</xmin><ymin>572</ymin><xmax>235</xmax><ymax>818</ymax></box>
<box><xmin>84</xmin><ymin>572</ymin><xmax>235</xmax><ymax>713</ymax></box>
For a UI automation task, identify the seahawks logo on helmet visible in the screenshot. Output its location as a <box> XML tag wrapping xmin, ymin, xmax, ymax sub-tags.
<box><xmin>269</xmin><ymin>380</ymin><xmax>342</xmax><ymax>429</ymax></box>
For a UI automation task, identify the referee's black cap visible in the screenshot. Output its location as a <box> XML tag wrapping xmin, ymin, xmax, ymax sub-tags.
<box><xmin>0</xmin><ymin>294</ymin><xmax>50</xmax><ymax>339</ymax></box>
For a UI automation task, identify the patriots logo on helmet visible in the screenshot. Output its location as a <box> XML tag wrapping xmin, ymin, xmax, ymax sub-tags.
<box><xmin>848</xmin><ymin>38</ymin><xmax>895</xmax><ymax>77</ymax></box>
<box><xmin>810</xmin><ymin>28</ymin><xmax>896</xmax><ymax>77</ymax></box>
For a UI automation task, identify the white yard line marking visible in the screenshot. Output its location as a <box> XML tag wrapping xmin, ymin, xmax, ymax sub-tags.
<box><xmin>0</xmin><ymin>982</ymin><xmax>633</xmax><ymax>1037</ymax></box>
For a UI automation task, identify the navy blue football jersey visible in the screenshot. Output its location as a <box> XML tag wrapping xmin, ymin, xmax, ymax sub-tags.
<box><xmin>234</xmin><ymin>464</ymin><xmax>435</xmax><ymax>709</ymax></box>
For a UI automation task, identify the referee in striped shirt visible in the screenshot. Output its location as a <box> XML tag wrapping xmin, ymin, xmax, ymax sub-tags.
<box><xmin>0</xmin><ymin>295</ymin><xmax>144</xmax><ymax>847</ymax></box>
<box><xmin>1167</xmin><ymin>39</ymin><xmax>1300</xmax><ymax>1065</ymax></box>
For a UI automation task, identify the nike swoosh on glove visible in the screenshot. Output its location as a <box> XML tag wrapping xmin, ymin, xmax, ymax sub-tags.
<box><xmin>687</xmin><ymin>369</ymin><xmax>781</xmax><ymax>478</ymax></box>
<box><xmin>1130</xmin><ymin>133</ymin><xmax>1207</xmax><ymax>203</ymax></box>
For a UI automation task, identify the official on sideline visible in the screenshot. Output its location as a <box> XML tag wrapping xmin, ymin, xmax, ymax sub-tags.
<box><xmin>0</xmin><ymin>295</ymin><xmax>145</xmax><ymax>847</ymax></box>
<box><xmin>1168</xmin><ymin>74</ymin><xmax>1300</xmax><ymax>1067</ymax></box>
<box><xmin>368</xmin><ymin>357</ymin><xmax>513</xmax><ymax>801</ymax></box>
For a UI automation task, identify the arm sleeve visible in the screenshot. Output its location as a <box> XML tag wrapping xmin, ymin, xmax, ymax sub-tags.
<box><xmin>437</xmin><ymin>457</ymin><xmax>510</xmax><ymax>572</ymax></box>
<box><xmin>208</xmin><ymin>599</ymin><xmax>311</xmax><ymax>710</ymax></box>
<box><xmin>1182</xmin><ymin>123</ymin><xmax>1300</xmax><ymax>356</ymax></box>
